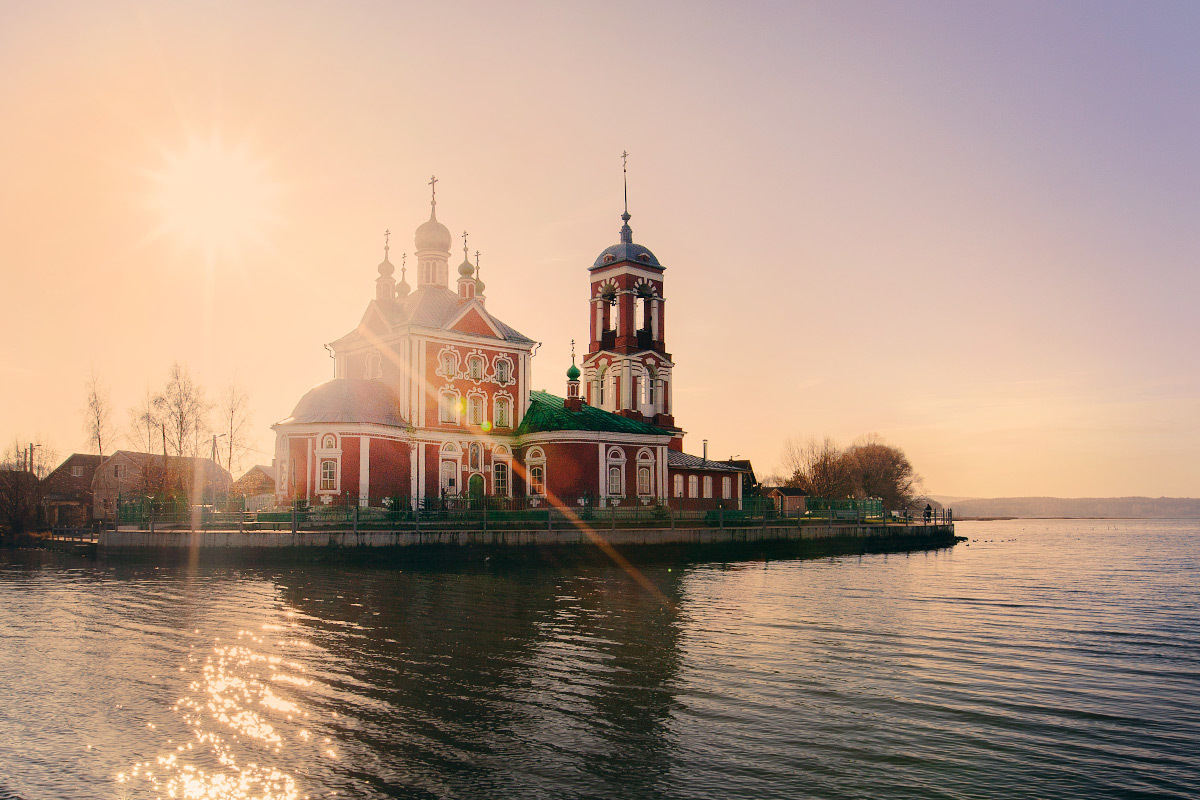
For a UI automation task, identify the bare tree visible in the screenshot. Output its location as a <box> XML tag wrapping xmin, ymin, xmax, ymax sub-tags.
<box><xmin>780</xmin><ymin>435</ymin><xmax>857</xmax><ymax>499</ymax></box>
<box><xmin>127</xmin><ymin>386</ymin><xmax>159</xmax><ymax>453</ymax></box>
<box><xmin>0</xmin><ymin>437</ymin><xmax>58</xmax><ymax>541</ymax></box>
<box><xmin>846</xmin><ymin>433</ymin><xmax>922</xmax><ymax>510</ymax></box>
<box><xmin>83</xmin><ymin>368</ymin><xmax>115</xmax><ymax>459</ymax></box>
<box><xmin>215</xmin><ymin>382</ymin><xmax>252</xmax><ymax>477</ymax></box>
<box><xmin>154</xmin><ymin>362</ymin><xmax>211</xmax><ymax>458</ymax></box>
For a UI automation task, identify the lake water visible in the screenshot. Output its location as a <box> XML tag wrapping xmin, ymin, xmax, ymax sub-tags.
<box><xmin>1</xmin><ymin>519</ymin><xmax>1197</xmax><ymax>799</ymax></box>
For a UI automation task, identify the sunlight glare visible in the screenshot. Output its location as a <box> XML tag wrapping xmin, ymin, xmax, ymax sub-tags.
<box><xmin>150</xmin><ymin>134</ymin><xmax>280</xmax><ymax>261</ymax></box>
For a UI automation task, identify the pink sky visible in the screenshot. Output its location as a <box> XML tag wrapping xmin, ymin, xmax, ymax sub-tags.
<box><xmin>1</xmin><ymin>1</ymin><xmax>1197</xmax><ymax>497</ymax></box>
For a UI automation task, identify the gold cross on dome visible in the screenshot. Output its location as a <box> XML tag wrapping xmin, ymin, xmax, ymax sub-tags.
<box><xmin>384</xmin><ymin>229</ymin><xmax>391</xmax><ymax>247</ymax></box>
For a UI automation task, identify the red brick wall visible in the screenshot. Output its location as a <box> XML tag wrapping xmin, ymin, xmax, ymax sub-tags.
<box><xmin>369</xmin><ymin>438</ymin><xmax>410</xmax><ymax>502</ymax></box>
<box><xmin>340</xmin><ymin>436</ymin><xmax>360</xmax><ymax>498</ymax></box>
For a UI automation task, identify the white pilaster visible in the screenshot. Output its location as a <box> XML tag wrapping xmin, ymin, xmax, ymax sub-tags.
<box><xmin>359</xmin><ymin>436</ymin><xmax>370</xmax><ymax>506</ymax></box>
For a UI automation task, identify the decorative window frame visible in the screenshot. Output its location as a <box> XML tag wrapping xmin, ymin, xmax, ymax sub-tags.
<box><xmin>435</xmin><ymin>346</ymin><xmax>461</xmax><ymax>380</ymax></box>
<box><xmin>491</xmin><ymin>354</ymin><xmax>516</xmax><ymax>387</ymax></box>
<box><xmin>526</xmin><ymin>446</ymin><xmax>546</xmax><ymax>498</ymax></box>
<box><xmin>314</xmin><ymin>433</ymin><xmax>342</xmax><ymax>495</ymax></box>
<box><xmin>439</xmin><ymin>441</ymin><xmax>462</xmax><ymax>495</ymax></box>
<box><xmin>467</xmin><ymin>352</ymin><xmax>485</xmax><ymax>382</ymax></box>
<box><xmin>493</xmin><ymin>391</ymin><xmax>514</xmax><ymax>429</ymax></box>
<box><xmin>492</xmin><ymin>445</ymin><xmax>512</xmax><ymax>497</ymax></box>
<box><xmin>606</xmin><ymin>447</ymin><xmax>626</xmax><ymax>499</ymax></box>
<box><xmin>636</xmin><ymin>448</ymin><xmax>654</xmax><ymax>497</ymax></box>
<box><xmin>438</xmin><ymin>387</ymin><xmax>462</xmax><ymax>425</ymax></box>
<box><xmin>466</xmin><ymin>388</ymin><xmax>487</xmax><ymax>427</ymax></box>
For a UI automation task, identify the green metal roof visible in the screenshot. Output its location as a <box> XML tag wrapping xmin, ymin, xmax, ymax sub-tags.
<box><xmin>517</xmin><ymin>390</ymin><xmax>671</xmax><ymax>436</ymax></box>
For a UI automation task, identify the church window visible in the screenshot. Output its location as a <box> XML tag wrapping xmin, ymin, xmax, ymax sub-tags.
<box><xmin>468</xmin><ymin>394</ymin><xmax>484</xmax><ymax>426</ymax></box>
<box><xmin>440</xmin><ymin>461</ymin><xmax>458</xmax><ymax>494</ymax></box>
<box><xmin>688</xmin><ymin>475</ymin><xmax>698</xmax><ymax>498</ymax></box>
<box><xmin>494</xmin><ymin>397</ymin><xmax>512</xmax><ymax>428</ymax></box>
<box><xmin>468</xmin><ymin>356</ymin><xmax>483</xmax><ymax>380</ymax></box>
<box><xmin>673</xmin><ymin>474</ymin><xmax>683</xmax><ymax>498</ymax></box>
<box><xmin>530</xmin><ymin>466</ymin><xmax>545</xmax><ymax>496</ymax></box>
<box><xmin>723</xmin><ymin>476</ymin><xmax>733</xmax><ymax>500</ymax></box>
<box><xmin>493</xmin><ymin>462</ymin><xmax>508</xmax><ymax>496</ymax></box>
<box><xmin>495</xmin><ymin>359</ymin><xmax>511</xmax><ymax>384</ymax></box>
<box><xmin>439</xmin><ymin>391</ymin><xmax>460</xmax><ymax>424</ymax></box>
<box><xmin>608</xmin><ymin>466</ymin><xmax>623</xmax><ymax>496</ymax></box>
<box><xmin>366</xmin><ymin>351</ymin><xmax>382</xmax><ymax>379</ymax></box>
<box><xmin>320</xmin><ymin>460</ymin><xmax>337</xmax><ymax>491</ymax></box>
<box><xmin>638</xmin><ymin>467</ymin><xmax>651</xmax><ymax>496</ymax></box>
<box><xmin>703</xmin><ymin>476</ymin><xmax>713</xmax><ymax>498</ymax></box>
<box><xmin>441</xmin><ymin>352</ymin><xmax>458</xmax><ymax>378</ymax></box>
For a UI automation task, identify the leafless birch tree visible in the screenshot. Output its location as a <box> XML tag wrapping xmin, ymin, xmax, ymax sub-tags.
<box><xmin>83</xmin><ymin>368</ymin><xmax>115</xmax><ymax>458</ymax></box>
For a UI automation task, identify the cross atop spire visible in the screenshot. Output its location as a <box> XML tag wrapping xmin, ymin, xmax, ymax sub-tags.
<box><xmin>384</xmin><ymin>228</ymin><xmax>391</xmax><ymax>254</ymax></box>
<box><xmin>428</xmin><ymin>175</ymin><xmax>438</xmax><ymax>207</ymax></box>
<box><xmin>571</xmin><ymin>338</ymin><xmax>576</xmax><ymax>364</ymax></box>
<box><xmin>462</xmin><ymin>229</ymin><xmax>469</xmax><ymax>260</ymax></box>
<box><xmin>621</xmin><ymin>150</ymin><xmax>629</xmax><ymax>217</ymax></box>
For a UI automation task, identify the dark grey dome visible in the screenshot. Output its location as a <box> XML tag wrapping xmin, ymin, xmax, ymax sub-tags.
<box><xmin>593</xmin><ymin>242</ymin><xmax>660</xmax><ymax>267</ymax></box>
<box><xmin>592</xmin><ymin>211</ymin><xmax>661</xmax><ymax>268</ymax></box>
<box><xmin>285</xmin><ymin>379</ymin><xmax>407</xmax><ymax>426</ymax></box>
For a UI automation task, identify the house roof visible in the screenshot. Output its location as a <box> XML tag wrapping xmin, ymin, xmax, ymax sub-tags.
<box><xmin>280</xmin><ymin>378</ymin><xmax>408</xmax><ymax>427</ymax></box>
<box><xmin>516</xmin><ymin>391</ymin><xmax>671</xmax><ymax>436</ymax></box>
<box><xmin>100</xmin><ymin>452</ymin><xmax>232</xmax><ymax>485</ymax></box>
<box><xmin>765</xmin><ymin>486</ymin><xmax>807</xmax><ymax>496</ymax></box>
<box><xmin>239</xmin><ymin>464</ymin><xmax>276</xmax><ymax>482</ymax></box>
<box><xmin>45</xmin><ymin>453</ymin><xmax>103</xmax><ymax>479</ymax></box>
<box><xmin>666</xmin><ymin>450</ymin><xmax>746</xmax><ymax>472</ymax></box>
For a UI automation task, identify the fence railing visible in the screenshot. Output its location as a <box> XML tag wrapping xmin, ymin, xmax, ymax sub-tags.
<box><xmin>105</xmin><ymin>497</ymin><xmax>953</xmax><ymax>534</ymax></box>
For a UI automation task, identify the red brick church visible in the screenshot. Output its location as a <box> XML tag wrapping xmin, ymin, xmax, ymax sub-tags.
<box><xmin>272</xmin><ymin>179</ymin><xmax>745</xmax><ymax>510</ymax></box>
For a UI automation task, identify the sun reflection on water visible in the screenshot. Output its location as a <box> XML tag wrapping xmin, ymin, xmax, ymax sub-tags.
<box><xmin>116</xmin><ymin>624</ymin><xmax>331</xmax><ymax>799</ymax></box>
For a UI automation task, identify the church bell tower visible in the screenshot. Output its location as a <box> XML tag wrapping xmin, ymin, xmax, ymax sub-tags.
<box><xmin>580</xmin><ymin>153</ymin><xmax>677</xmax><ymax>431</ymax></box>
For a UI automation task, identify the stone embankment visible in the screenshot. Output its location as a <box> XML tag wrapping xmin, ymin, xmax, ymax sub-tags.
<box><xmin>86</xmin><ymin>522</ymin><xmax>959</xmax><ymax>563</ymax></box>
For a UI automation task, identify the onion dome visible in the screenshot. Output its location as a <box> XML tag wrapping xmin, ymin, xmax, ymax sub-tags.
<box><xmin>593</xmin><ymin>211</ymin><xmax>660</xmax><ymax>267</ymax></box>
<box><xmin>377</xmin><ymin>251</ymin><xmax>394</xmax><ymax>277</ymax></box>
<box><xmin>458</xmin><ymin>258</ymin><xmax>475</xmax><ymax>277</ymax></box>
<box><xmin>566</xmin><ymin>362</ymin><xmax>581</xmax><ymax>381</ymax></box>
<box><xmin>396</xmin><ymin>265</ymin><xmax>411</xmax><ymax>296</ymax></box>
<box><xmin>474</xmin><ymin>275</ymin><xmax>486</xmax><ymax>294</ymax></box>
<box><xmin>415</xmin><ymin>207</ymin><xmax>452</xmax><ymax>252</ymax></box>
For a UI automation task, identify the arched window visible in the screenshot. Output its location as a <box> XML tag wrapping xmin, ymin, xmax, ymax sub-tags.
<box><xmin>606</xmin><ymin>447</ymin><xmax>626</xmax><ymax>497</ymax></box>
<box><xmin>494</xmin><ymin>396</ymin><xmax>512</xmax><ymax>428</ymax></box>
<box><xmin>320</xmin><ymin>460</ymin><xmax>337</xmax><ymax>491</ymax></box>
<box><xmin>636</xmin><ymin>449</ymin><xmax>654</xmax><ymax>497</ymax></box>
<box><xmin>673</xmin><ymin>474</ymin><xmax>684</xmax><ymax>498</ymax></box>
<box><xmin>468</xmin><ymin>356</ymin><xmax>484</xmax><ymax>380</ymax></box>
<box><xmin>441</xmin><ymin>351</ymin><xmax>458</xmax><ymax>378</ymax></box>
<box><xmin>439</xmin><ymin>391</ymin><xmax>460</xmax><ymax>424</ymax></box>
<box><xmin>493</xmin><ymin>462</ymin><xmax>508</xmax><ymax>496</ymax></box>
<box><xmin>688</xmin><ymin>475</ymin><xmax>698</xmax><ymax>498</ymax></box>
<box><xmin>495</xmin><ymin>358</ymin><xmax>511</xmax><ymax>384</ymax></box>
<box><xmin>596</xmin><ymin>366</ymin><xmax>607</xmax><ymax>407</ymax></box>
<box><xmin>365</xmin><ymin>351</ymin><xmax>382</xmax><ymax>379</ymax></box>
<box><xmin>467</xmin><ymin>394</ymin><xmax>484</xmax><ymax>426</ymax></box>
<box><xmin>526</xmin><ymin>447</ymin><xmax>546</xmax><ymax>496</ymax></box>
<box><xmin>608</xmin><ymin>466</ymin><xmax>623</xmax><ymax>496</ymax></box>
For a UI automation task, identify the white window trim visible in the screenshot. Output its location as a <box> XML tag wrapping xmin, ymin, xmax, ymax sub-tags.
<box><xmin>493</xmin><ymin>392</ymin><xmax>514</xmax><ymax>429</ymax></box>
<box><xmin>439</xmin><ymin>388</ymin><xmax>462</xmax><ymax>425</ymax></box>
<box><xmin>606</xmin><ymin>447</ymin><xmax>626</xmax><ymax>498</ymax></box>
<box><xmin>526</xmin><ymin>447</ymin><xmax>546</xmax><ymax>497</ymax></box>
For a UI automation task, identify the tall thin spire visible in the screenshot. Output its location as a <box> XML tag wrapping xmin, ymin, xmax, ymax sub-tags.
<box><xmin>621</xmin><ymin>150</ymin><xmax>629</xmax><ymax>216</ymax></box>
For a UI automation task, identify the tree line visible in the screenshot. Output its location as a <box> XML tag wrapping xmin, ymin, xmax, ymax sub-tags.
<box><xmin>776</xmin><ymin>434</ymin><xmax>923</xmax><ymax>511</ymax></box>
<box><xmin>83</xmin><ymin>361</ymin><xmax>252</xmax><ymax>475</ymax></box>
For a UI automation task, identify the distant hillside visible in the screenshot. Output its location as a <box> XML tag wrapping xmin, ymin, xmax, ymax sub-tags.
<box><xmin>930</xmin><ymin>496</ymin><xmax>1200</xmax><ymax>519</ymax></box>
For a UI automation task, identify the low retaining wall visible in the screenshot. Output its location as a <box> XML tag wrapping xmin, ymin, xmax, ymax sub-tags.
<box><xmin>99</xmin><ymin>523</ymin><xmax>955</xmax><ymax>551</ymax></box>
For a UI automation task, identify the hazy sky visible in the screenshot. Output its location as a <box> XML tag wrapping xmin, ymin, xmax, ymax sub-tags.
<box><xmin>2</xmin><ymin>1</ymin><xmax>1197</xmax><ymax>497</ymax></box>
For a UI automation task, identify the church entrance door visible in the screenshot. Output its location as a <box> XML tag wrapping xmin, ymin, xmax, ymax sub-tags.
<box><xmin>467</xmin><ymin>473</ymin><xmax>484</xmax><ymax>506</ymax></box>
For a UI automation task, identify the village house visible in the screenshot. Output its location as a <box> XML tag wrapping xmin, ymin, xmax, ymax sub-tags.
<box><xmin>40</xmin><ymin>453</ymin><xmax>103</xmax><ymax>527</ymax></box>
<box><xmin>91</xmin><ymin>451</ymin><xmax>232</xmax><ymax>521</ymax></box>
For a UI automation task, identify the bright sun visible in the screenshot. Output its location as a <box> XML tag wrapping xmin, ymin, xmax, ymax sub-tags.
<box><xmin>150</xmin><ymin>135</ymin><xmax>279</xmax><ymax>261</ymax></box>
